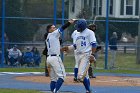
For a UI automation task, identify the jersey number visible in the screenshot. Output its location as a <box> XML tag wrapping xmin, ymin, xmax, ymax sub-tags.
<box><xmin>47</xmin><ymin>39</ymin><xmax>50</xmax><ymax>48</ymax></box>
<box><xmin>81</xmin><ymin>41</ymin><xmax>86</xmax><ymax>46</ymax></box>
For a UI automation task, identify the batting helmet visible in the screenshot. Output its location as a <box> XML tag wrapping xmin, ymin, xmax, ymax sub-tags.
<box><xmin>75</xmin><ymin>19</ymin><xmax>87</xmax><ymax>32</ymax></box>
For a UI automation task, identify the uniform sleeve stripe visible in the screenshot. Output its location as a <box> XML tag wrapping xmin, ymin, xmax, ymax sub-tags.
<box><xmin>91</xmin><ymin>43</ymin><xmax>97</xmax><ymax>48</ymax></box>
<box><xmin>58</xmin><ymin>28</ymin><xmax>63</xmax><ymax>34</ymax></box>
<box><xmin>73</xmin><ymin>44</ymin><xmax>77</xmax><ymax>49</ymax></box>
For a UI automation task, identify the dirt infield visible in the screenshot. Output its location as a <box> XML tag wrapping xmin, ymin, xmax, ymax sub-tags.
<box><xmin>15</xmin><ymin>75</ymin><xmax>140</xmax><ymax>86</ymax></box>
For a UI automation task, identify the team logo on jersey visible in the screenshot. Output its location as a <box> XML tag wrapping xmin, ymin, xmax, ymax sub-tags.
<box><xmin>76</xmin><ymin>36</ymin><xmax>86</xmax><ymax>41</ymax></box>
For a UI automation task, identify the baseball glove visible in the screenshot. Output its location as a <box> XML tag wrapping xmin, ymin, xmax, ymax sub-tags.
<box><xmin>89</xmin><ymin>54</ymin><xmax>96</xmax><ymax>63</ymax></box>
<box><xmin>61</xmin><ymin>46</ymin><xmax>69</xmax><ymax>52</ymax></box>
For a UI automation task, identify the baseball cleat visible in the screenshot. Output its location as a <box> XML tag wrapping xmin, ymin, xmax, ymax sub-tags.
<box><xmin>89</xmin><ymin>76</ymin><xmax>96</xmax><ymax>78</ymax></box>
<box><xmin>73</xmin><ymin>77</ymin><xmax>78</xmax><ymax>82</ymax></box>
<box><xmin>86</xmin><ymin>91</ymin><xmax>92</xmax><ymax>93</ymax></box>
<box><xmin>77</xmin><ymin>78</ymin><xmax>83</xmax><ymax>82</ymax></box>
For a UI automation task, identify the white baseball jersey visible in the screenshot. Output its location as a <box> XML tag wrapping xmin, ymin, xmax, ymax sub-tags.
<box><xmin>74</xmin><ymin>28</ymin><xmax>96</xmax><ymax>54</ymax></box>
<box><xmin>71</xmin><ymin>30</ymin><xmax>80</xmax><ymax>44</ymax></box>
<box><xmin>8</xmin><ymin>48</ymin><xmax>22</xmax><ymax>59</ymax></box>
<box><xmin>46</xmin><ymin>29</ymin><xmax>61</xmax><ymax>55</ymax></box>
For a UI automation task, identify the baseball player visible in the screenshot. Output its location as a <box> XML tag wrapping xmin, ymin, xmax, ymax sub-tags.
<box><xmin>46</xmin><ymin>19</ymin><xmax>75</xmax><ymax>93</ymax></box>
<box><xmin>62</xmin><ymin>19</ymin><xmax>97</xmax><ymax>93</ymax></box>
<box><xmin>43</xmin><ymin>33</ymin><xmax>63</xmax><ymax>77</ymax></box>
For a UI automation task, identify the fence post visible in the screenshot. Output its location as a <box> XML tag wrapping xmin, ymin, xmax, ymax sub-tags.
<box><xmin>61</xmin><ymin>0</ymin><xmax>65</xmax><ymax>61</ymax></box>
<box><xmin>1</xmin><ymin>0</ymin><xmax>6</xmax><ymax>67</ymax></box>
<box><xmin>124</xmin><ymin>45</ymin><xmax>126</xmax><ymax>53</ymax></box>
<box><xmin>136</xmin><ymin>0</ymin><xmax>140</xmax><ymax>64</ymax></box>
<box><xmin>105</xmin><ymin>0</ymin><xmax>109</xmax><ymax>69</ymax></box>
<box><xmin>54</xmin><ymin>0</ymin><xmax>57</xmax><ymax>25</ymax></box>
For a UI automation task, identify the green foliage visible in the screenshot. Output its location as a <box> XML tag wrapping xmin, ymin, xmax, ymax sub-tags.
<box><xmin>22</xmin><ymin>0</ymin><xmax>54</xmax><ymax>18</ymax></box>
<box><xmin>22</xmin><ymin>0</ymin><xmax>63</xmax><ymax>18</ymax></box>
<box><xmin>5</xmin><ymin>0</ymin><xmax>21</xmax><ymax>16</ymax></box>
<box><xmin>109</xmin><ymin>18</ymin><xmax>138</xmax><ymax>39</ymax></box>
<box><xmin>76</xmin><ymin>6</ymin><xmax>92</xmax><ymax>19</ymax></box>
<box><xmin>94</xmin><ymin>17</ymin><xmax>138</xmax><ymax>42</ymax></box>
<box><xmin>2</xmin><ymin>0</ymin><xmax>66</xmax><ymax>42</ymax></box>
<box><xmin>5</xmin><ymin>0</ymin><xmax>37</xmax><ymax>42</ymax></box>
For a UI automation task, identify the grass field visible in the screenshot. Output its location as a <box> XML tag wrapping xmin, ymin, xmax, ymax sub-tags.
<box><xmin>63</xmin><ymin>52</ymin><xmax>140</xmax><ymax>70</ymax></box>
<box><xmin>0</xmin><ymin>52</ymin><xmax>140</xmax><ymax>74</ymax></box>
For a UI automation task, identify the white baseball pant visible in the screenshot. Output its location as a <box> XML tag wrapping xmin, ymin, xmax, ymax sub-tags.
<box><xmin>47</xmin><ymin>56</ymin><xmax>66</xmax><ymax>81</ymax></box>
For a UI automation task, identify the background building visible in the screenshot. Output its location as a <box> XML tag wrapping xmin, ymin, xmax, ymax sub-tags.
<box><xmin>68</xmin><ymin>0</ymin><xmax>139</xmax><ymax>19</ymax></box>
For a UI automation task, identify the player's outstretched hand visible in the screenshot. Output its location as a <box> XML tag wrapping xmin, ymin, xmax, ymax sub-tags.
<box><xmin>60</xmin><ymin>46</ymin><xmax>69</xmax><ymax>52</ymax></box>
<box><xmin>68</xmin><ymin>19</ymin><xmax>77</xmax><ymax>24</ymax></box>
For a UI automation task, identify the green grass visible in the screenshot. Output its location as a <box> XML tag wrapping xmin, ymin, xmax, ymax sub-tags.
<box><xmin>0</xmin><ymin>52</ymin><xmax>140</xmax><ymax>74</ymax></box>
<box><xmin>63</xmin><ymin>52</ymin><xmax>140</xmax><ymax>69</ymax></box>
<box><xmin>0</xmin><ymin>89</ymin><xmax>42</xmax><ymax>93</ymax></box>
<box><xmin>63</xmin><ymin>52</ymin><xmax>140</xmax><ymax>74</ymax></box>
<box><xmin>0</xmin><ymin>68</ymin><xmax>44</xmax><ymax>72</ymax></box>
<box><xmin>94</xmin><ymin>69</ymin><xmax>140</xmax><ymax>74</ymax></box>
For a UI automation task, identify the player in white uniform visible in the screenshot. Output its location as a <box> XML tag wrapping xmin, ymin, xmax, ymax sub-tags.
<box><xmin>46</xmin><ymin>19</ymin><xmax>75</xmax><ymax>93</ymax></box>
<box><xmin>8</xmin><ymin>45</ymin><xmax>22</xmax><ymax>66</ymax></box>
<box><xmin>62</xmin><ymin>19</ymin><xmax>97</xmax><ymax>93</ymax></box>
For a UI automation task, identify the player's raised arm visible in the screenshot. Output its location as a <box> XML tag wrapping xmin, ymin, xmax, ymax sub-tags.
<box><xmin>59</xmin><ymin>19</ymin><xmax>76</xmax><ymax>31</ymax></box>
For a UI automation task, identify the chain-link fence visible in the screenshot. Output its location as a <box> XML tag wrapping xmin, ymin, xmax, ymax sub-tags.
<box><xmin>0</xmin><ymin>0</ymin><xmax>140</xmax><ymax>71</ymax></box>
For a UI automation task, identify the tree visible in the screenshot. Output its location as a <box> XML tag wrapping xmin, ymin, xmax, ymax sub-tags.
<box><xmin>76</xmin><ymin>6</ymin><xmax>92</xmax><ymax>19</ymax></box>
<box><xmin>5</xmin><ymin>0</ymin><xmax>36</xmax><ymax>42</ymax></box>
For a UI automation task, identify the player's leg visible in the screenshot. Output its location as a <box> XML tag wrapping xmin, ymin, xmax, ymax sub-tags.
<box><xmin>88</xmin><ymin>64</ymin><xmax>93</xmax><ymax>78</ymax></box>
<box><xmin>74</xmin><ymin>51</ymin><xmax>78</xmax><ymax>81</ymax></box>
<box><xmin>49</xmin><ymin>68</ymin><xmax>57</xmax><ymax>92</ymax></box>
<box><xmin>89</xmin><ymin>52</ymin><xmax>97</xmax><ymax>78</ymax></box>
<box><xmin>53</xmin><ymin>78</ymin><xmax>64</xmax><ymax>93</ymax></box>
<box><xmin>88</xmin><ymin>64</ymin><xmax>96</xmax><ymax>78</ymax></box>
<box><xmin>78</xmin><ymin>54</ymin><xmax>91</xmax><ymax>92</ymax></box>
<box><xmin>74</xmin><ymin>67</ymin><xmax>78</xmax><ymax>81</ymax></box>
<box><xmin>9</xmin><ymin>57</ymin><xmax>14</xmax><ymax>66</ymax></box>
<box><xmin>83</xmin><ymin>76</ymin><xmax>91</xmax><ymax>93</ymax></box>
<box><xmin>82</xmin><ymin>68</ymin><xmax>91</xmax><ymax>92</ymax></box>
<box><xmin>51</xmin><ymin>56</ymin><xmax>66</xmax><ymax>93</ymax></box>
<box><xmin>78</xmin><ymin>54</ymin><xmax>90</xmax><ymax>80</ymax></box>
<box><xmin>47</xmin><ymin>56</ymin><xmax>57</xmax><ymax>92</ymax></box>
<box><xmin>45</xmin><ymin>55</ymin><xmax>49</xmax><ymax>76</ymax></box>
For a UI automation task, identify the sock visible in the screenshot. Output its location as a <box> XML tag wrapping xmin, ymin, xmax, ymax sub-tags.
<box><xmin>83</xmin><ymin>77</ymin><xmax>90</xmax><ymax>92</ymax></box>
<box><xmin>55</xmin><ymin>78</ymin><xmax>64</xmax><ymax>92</ymax></box>
<box><xmin>50</xmin><ymin>81</ymin><xmax>56</xmax><ymax>92</ymax></box>
<box><xmin>74</xmin><ymin>68</ymin><xmax>78</xmax><ymax>79</ymax></box>
<box><xmin>88</xmin><ymin>78</ymin><xmax>90</xmax><ymax>86</ymax></box>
